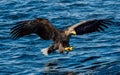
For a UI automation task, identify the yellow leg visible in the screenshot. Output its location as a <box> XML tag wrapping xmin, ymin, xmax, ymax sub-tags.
<box><xmin>69</xmin><ymin>46</ymin><xmax>74</xmax><ymax>51</ymax></box>
<box><xmin>65</xmin><ymin>46</ymin><xmax>74</xmax><ymax>52</ymax></box>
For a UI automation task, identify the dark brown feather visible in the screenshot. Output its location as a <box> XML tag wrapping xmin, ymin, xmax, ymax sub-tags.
<box><xmin>72</xmin><ymin>19</ymin><xmax>113</xmax><ymax>35</ymax></box>
<box><xmin>10</xmin><ymin>18</ymin><xmax>58</xmax><ymax>40</ymax></box>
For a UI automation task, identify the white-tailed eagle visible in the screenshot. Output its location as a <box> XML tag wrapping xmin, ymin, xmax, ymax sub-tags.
<box><xmin>10</xmin><ymin>18</ymin><xmax>113</xmax><ymax>54</ymax></box>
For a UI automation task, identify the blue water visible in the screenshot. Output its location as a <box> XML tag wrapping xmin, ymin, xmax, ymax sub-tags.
<box><xmin>0</xmin><ymin>0</ymin><xmax>120</xmax><ymax>75</ymax></box>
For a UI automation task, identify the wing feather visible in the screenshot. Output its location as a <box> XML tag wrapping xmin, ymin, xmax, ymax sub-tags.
<box><xmin>10</xmin><ymin>18</ymin><xmax>58</xmax><ymax>40</ymax></box>
<box><xmin>68</xmin><ymin>19</ymin><xmax>113</xmax><ymax>35</ymax></box>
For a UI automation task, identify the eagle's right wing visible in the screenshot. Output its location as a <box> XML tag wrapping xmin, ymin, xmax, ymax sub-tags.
<box><xmin>10</xmin><ymin>18</ymin><xmax>58</xmax><ymax>40</ymax></box>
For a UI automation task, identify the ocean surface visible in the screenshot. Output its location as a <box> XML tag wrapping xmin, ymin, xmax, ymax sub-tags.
<box><xmin>0</xmin><ymin>0</ymin><xmax>120</xmax><ymax>75</ymax></box>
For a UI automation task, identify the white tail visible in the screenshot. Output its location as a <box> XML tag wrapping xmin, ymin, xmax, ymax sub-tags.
<box><xmin>41</xmin><ymin>48</ymin><xmax>49</xmax><ymax>56</ymax></box>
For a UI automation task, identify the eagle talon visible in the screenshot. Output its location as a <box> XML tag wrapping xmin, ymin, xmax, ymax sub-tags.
<box><xmin>65</xmin><ymin>46</ymin><xmax>74</xmax><ymax>52</ymax></box>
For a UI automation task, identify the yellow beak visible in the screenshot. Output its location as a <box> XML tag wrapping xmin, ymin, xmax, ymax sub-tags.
<box><xmin>71</xmin><ymin>31</ymin><xmax>76</xmax><ymax>35</ymax></box>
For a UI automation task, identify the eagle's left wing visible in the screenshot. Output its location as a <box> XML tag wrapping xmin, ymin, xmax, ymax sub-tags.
<box><xmin>68</xmin><ymin>19</ymin><xmax>113</xmax><ymax>35</ymax></box>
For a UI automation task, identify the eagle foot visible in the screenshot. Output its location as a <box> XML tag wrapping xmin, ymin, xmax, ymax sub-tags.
<box><xmin>65</xmin><ymin>46</ymin><xmax>74</xmax><ymax>52</ymax></box>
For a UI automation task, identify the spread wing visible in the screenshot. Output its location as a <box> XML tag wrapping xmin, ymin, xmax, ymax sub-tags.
<box><xmin>68</xmin><ymin>19</ymin><xmax>113</xmax><ymax>35</ymax></box>
<box><xmin>10</xmin><ymin>18</ymin><xmax>58</xmax><ymax>40</ymax></box>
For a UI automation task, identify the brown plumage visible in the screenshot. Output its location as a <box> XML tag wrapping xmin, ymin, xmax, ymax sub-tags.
<box><xmin>10</xmin><ymin>18</ymin><xmax>113</xmax><ymax>54</ymax></box>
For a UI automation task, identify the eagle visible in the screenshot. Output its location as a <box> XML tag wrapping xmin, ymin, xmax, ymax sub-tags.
<box><xmin>10</xmin><ymin>18</ymin><xmax>113</xmax><ymax>55</ymax></box>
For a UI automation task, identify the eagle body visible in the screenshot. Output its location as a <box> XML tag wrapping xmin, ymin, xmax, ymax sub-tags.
<box><xmin>47</xmin><ymin>30</ymin><xmax>72</xmax><ymax>53</ymax></box>
<box><xmin>10</xmin><ymin>18</ymin><xmax>113</xmax><ymax>55</ymax></box>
